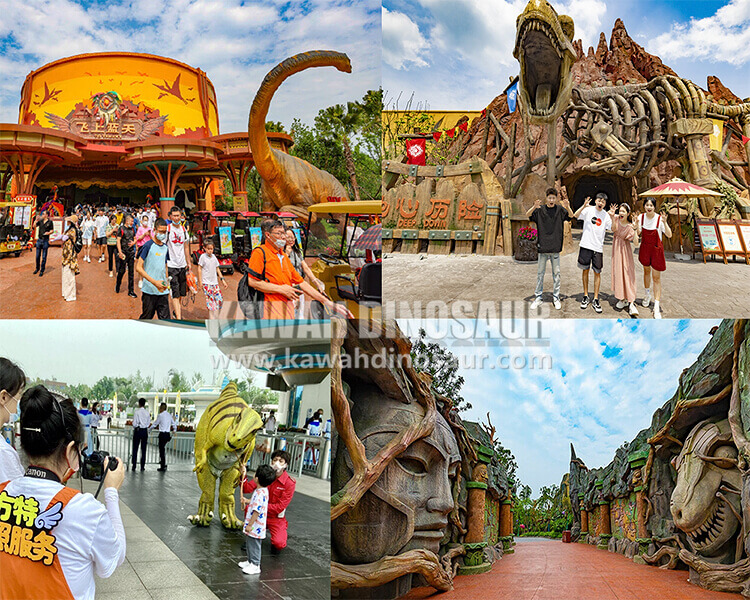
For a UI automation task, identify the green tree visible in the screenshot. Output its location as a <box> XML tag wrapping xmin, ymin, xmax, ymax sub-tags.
<box><xmin>234</xmin><ymin>378</ymin><xmax>279</xmax><ymax>413</ymax></box>
<box><xmin>494</xmin><ymin>441</ymin><xmax>519</xmax><ymax>491</ymax></box>
<box><xmin>91</xmin><ymin>377</ymin><xmax>115</xmax><ymax>402</ymax></box>
<box><xmin>165</xmin><ymin>369</ymin><xmax>191</xmax><ymax>393</ymax></box>
<box><xmin>410</xmin><ymin>328</ymin><xmax>469</xmax><ymax>411</ymax></box>
<box><xmin>316</xmin><ymin>103</ymin><xmax>364</xmax><ymax>202</ymax></box>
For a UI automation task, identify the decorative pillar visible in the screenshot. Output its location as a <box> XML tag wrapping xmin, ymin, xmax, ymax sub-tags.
<box><xmin>459</xmin><ymin>450</ymin><xmax>492</xmax><ymax>575</ymax></box>
<box><xmin>138</xmin><ymin>160</ymin><xmax>196</xmax><ymax>217</ymax></box>
<box><xmin>628</xmin><ymin>450</ymin><xmax>652</xmax><ymax>554</ymax></box>
<box><xmin>579</xmin><ymin>493</ymin><xmax>588</xmax><ymax>539</ymax></box>
<box><xmin>672</xmin><ymin>118</ymin><xmax>715</xmax><ymax>187</ymax></box>
<box><xmin>499</xmin><ymin>499</ymin><xmax>514</xmax><ymax>553</ymax></box>
<box><xmin>218</xmin><ymin>159</ymin><xmax>253</xmax><ymax>212</ymax></box>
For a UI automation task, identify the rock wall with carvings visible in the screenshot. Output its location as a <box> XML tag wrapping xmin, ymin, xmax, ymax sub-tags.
<box><xmin>567</xmin><ymin>320</ymin><xmax>750</xmax><ymax>596</ymax></box>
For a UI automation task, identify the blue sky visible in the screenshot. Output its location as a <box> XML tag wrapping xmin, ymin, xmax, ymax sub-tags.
<box><xmin>398</xmin><ymin>318</ymin><xmax>721</xmax><ymax>495</ymax></box>
<box><xmin>0</xmin><ymin>0</ymin><xmax>380</xmax><ymax>131</ymax></box>
<box><xmin>0</xmin><ymin>320</ymin><xmax>253</xmax><ymax>388</ymax></box>
<box><xmin>383</xmin><ymin>0</ymin><xmax>750</xmax><ymax>111</ymax></box>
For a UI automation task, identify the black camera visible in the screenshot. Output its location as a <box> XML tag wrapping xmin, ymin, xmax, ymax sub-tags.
<box><xmin>81</xmin><ymin>451</ymin><xmax>118</xmax><ymax>481</ymax></box>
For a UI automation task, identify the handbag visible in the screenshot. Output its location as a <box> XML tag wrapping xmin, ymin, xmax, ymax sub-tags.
<box><xmin>238</xmin><ymin>247</ymin><xmax>266</xmax><ymax>319</ymax></box>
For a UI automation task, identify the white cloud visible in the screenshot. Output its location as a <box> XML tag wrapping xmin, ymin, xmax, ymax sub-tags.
<box><xmin>0</xmin><ymin>0</ymin><xmax>381</xmax><ymax>130</ymax></box>
<box><xmin>403</xmin><ymin>318</ymin><xmax>720</xmax><ymax>495</ymax></box>
<box><xmin>382</xmin><ymin>6</ymin><xmax>430</xmax><ymax>69</ymax></box>
<box><xmin>650</xmin><ymin>0</ymin><xmax>750</xmax><ymax>66</ymax></box>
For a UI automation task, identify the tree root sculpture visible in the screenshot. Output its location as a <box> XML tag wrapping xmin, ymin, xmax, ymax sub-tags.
<box><xmin>679</xmin><ymin>551</ymin><xmax>750</xmax><ymax>597</ymax></box>
<box><xmin>643</xmin><ymin>545</ymin><xmax>680</xmax><ymax>570</ymax></box>
<box><xmin>331</xmin><ymin>549</ymin><xmax>453</xmax><ymax>592</ymax></box>
<box><xmin>331</xmin><ymin>319</ymin><xmax>438</xmax><ymax>521</ymax></box>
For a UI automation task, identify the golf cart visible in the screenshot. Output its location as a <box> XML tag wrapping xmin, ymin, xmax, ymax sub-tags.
<box><xmin>227</xmin><ymin>210</ymin><xmax>262</xmax><ymax>271</ymax></box>
<box><xmin>0</xmin><ymin>201</ymin><xmax>33</xmax><ymax>258</ymax></box>
<box><xmin>189</xmin><ymin>210</ymin><xmax>236</xmax><ymax>275</ymax></box>
<box><xmin>305</xmin><ymin>200</ymin><xmax>381</xmax><ymax>319</ymax></box>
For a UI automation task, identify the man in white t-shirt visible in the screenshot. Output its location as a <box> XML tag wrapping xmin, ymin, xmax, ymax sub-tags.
<box><xmin>165</xmin><ymin>206</ymin><xmax>192</xmax><ymax>320</ymax></box>
<box><xmin>574</xmin><ymin>192</ymin><xmax>614</xmax><ymax>313</ymax></box>
<box><xmin>94</xmin><ymin>208</ymin><xmax>109</xmax><ymax>263</ymax></box>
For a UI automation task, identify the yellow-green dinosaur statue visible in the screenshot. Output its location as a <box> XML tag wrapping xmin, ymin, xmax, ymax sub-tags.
<box><xmin>188</xmin><ymin>382</ymin><xmax>263</xmax><ymax>529</ymax></box>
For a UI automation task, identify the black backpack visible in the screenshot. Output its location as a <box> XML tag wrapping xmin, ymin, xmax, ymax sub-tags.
<box><xmin>238</xmin><ymin>247</ymin><xmax>266</xmax><ymax>319</ymax></box>
<box><xmin>69</xmin><ymin>225</ymin><xmax>83</xmax><ymax>255</ymax></box>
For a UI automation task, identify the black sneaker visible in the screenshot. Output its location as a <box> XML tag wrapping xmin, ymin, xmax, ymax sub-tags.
<box><xmin>115</xmin><ymin>286</ymin><xmax>120</xmax><ymax>293</ymax></box>
<box><xmin>592</xmin><ymin>298</ymin><xmax>602</xmax><ymax>313</ymax></box>
<box><xmin>39</xmin><ymin>271</ymin><xmax>44</xmax><ymax>277</ymax></box>
<box><xmin>128</xmin><ymin>292</ymin><xmax>137</xmax><ymax>298</ymax></box>
<box><xmin>33</xmin><ymin>268</ymin><xmax>39</xmax><ymax>274</ymax></box>
<box><xmin>580</xmin><ymin>296</ymin><xmax>590</xmax><ymax>310</ymax></box>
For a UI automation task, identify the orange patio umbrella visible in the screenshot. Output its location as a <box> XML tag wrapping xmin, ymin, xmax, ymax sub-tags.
<box><xmin>639</xmin><ymin>178</ymin><xmax>723</xmax><ymax>260</ymax></box>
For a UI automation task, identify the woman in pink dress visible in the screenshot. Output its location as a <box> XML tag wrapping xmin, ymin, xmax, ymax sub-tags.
<box><xmin>611</xmin><ymin>203</ymin><xmax>639</xmax><ymax>316</ymax></box>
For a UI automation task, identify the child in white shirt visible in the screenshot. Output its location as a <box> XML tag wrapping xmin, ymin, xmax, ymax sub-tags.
<box><xmin>238</xmin><ymin>464</ymin><xmax>276</xmax><ymax>575</ymax></box>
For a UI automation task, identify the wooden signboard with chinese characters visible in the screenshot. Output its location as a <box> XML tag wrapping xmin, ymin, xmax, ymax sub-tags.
<box><xmin>455</xmin><ymin>183</ymin><xmax>485</xmax><ymax>253</ymax></box>
<box><xmin>716</xmin><ymin>219</ymin><xmax>746</xmax><ymax>264</ymax></box>
<box><xmin>695</xmin><ymin>218</ymin><xmax>724</xmax><ymax>263</ymax></box>
<box><xmin>737</xmin><ymin>221</ymin><xmax>750</xmax><ymax>265</ymax></box>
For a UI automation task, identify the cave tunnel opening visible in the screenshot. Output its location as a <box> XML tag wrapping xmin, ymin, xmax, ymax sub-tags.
<box><xmin>563</xmin><ymin>173</ymin><xmax>634</xmax><ymax>227</ymax></box>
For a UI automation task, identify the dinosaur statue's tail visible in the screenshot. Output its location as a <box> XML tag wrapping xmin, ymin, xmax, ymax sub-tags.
<box><xmin>248</xmin><ymin>51</ymin><xmax>352</xmax><ymax>184</ymax></box>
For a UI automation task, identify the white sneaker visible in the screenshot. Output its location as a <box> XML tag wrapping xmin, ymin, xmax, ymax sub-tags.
<box><xmin>615</xmin><ymin>300</ymin><xmax>627</xmax><ymax>310</ymax></box>
<box><xmin>553</xmin><ymin>298</ymin><xmax>561</xmax><ymax>310</ymax></box>
<box><xmin>109</xmin><ymin>272</ymin><xmax>114</xmax><ymax>278</ymax></box>
<box><xmin>138</xmin><ymin>280</ymin><xmax>143</xmax><ymax>289</ymax></box>
<box><xmin>530</xmin><ymin>297</ymin><xmax>543</xmax><ymax>310</ymax></box>
<box><xmin>238</xmin><ymin>560</ymin><xmax>250</xmax><ymax>569</ymax></box>
<box><xmin>654</xmin><ymin>301</ymin><xmax>662</xmax><ymax>319</ymax></box>
<box><xmin>242</xmin><ymin>564</ymin><xmax>260</xmax><ymax>575</ymax></box>
<box><xmin>642</xmin><ymin>289</ymin><xmax>651</xmax><ymax>307</ymax></box>
<box><xmin>629</xmin><ymin>303</ymin><xmax>639</xmax><ymax>316</ymax></box>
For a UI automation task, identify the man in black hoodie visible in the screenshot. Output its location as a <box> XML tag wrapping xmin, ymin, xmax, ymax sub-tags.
<box><xmin>526</xmin><ymin>188</ymin><xmax>574</xmax><ymax>310</ymax></box>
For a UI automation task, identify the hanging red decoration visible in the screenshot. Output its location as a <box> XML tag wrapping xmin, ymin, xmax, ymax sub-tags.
<box><xmin>405</xmin><ymin>138</ymin><xmax>426</xmax><ymax>165</ymax></box>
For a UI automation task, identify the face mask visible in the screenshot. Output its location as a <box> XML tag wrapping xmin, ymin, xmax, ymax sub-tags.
<box><xmin>271</xmin><ymin>461</ymin><xmax>286</xmax><ymax>473</ymax></box>
<box><xmin>61</xmin><ymin>449</ymin><xmax>80</xmax><ymax>484</ymax></box>
<box><xmin>156</xmin><ymin>233</ymin><xmax>167</xmax><ymax>242</ymax></box>
<box><xmin>274</xmin><ymin>238</ymin><xmax>286</xmax><ymax>249</ymax></box>
<box><xmin>1</xmin><ymin>391</ymin><xmax>20</xmax><ymax>425</ymax></box>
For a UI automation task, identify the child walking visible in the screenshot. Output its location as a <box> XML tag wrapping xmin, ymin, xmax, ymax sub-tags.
<box><xmin>239</xmin><ymin>464</ymin><xmax>276</xmax><ymax>575</ymax></box>
<box><xmin>197</xmin><ymin>239</ymin><xmax>228</xmax><ymax>319</ymax></box>
<box><xmin>610</xmin><ymin>203</ymin><xmax>639</xmax><ymax>316</ymax></box>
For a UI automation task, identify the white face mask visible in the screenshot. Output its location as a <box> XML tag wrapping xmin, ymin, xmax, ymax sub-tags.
<box><xmin>271</xmin><ymin>460</ymin><xmax>286</xmax><ymax>473</ymax></box>
<box><xmin>274</xmin><ymin>238</ymin><xmax>286</xmax><ymax>249</ymax></box>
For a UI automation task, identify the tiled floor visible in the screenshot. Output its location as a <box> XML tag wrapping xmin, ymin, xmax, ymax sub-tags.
<box><xmin>112</xmin><ymin>465</ymin><xmax>331</xmax><ymax>600</ymax></box>
<box><xmin>402</xmin><ymin>538</ymin><xmax>742</xmax><ymax>600</ymax></box>
<box><xmin>0</xmin><ymin>246</ymin><xmax>244</xmax><ymax>319</ymax></box>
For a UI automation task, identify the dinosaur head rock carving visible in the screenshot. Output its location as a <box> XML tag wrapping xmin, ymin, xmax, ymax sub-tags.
<box><xmin>513</xmin><ymin>0</ymin><xmax>577</xmax><ymax>123</ymax></box>
<box><xmin>670</xmin><ymin>418</ymin><xmax>742</xmax><ymax>563</ymax></box>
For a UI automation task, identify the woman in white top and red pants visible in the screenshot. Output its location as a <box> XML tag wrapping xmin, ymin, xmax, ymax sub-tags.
<box><xmin>637</xmin><ymin>198</ymin><xmax>672</xmax><ymax>319</ymax></box>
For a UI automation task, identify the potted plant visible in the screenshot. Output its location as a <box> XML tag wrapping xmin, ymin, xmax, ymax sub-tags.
<box><xmin>515</xmin><ymin>226</ymin><xmax>538</xmax><ymax>262</ymax></box>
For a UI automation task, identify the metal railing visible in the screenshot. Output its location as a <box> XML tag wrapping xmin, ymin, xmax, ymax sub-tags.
<box><xmin>96</xmin><ymin>430</ymin><xmax>195</xmax><ymax>465</ymax></box>
<box><xmin>247</xmin><ymin>431</ymin><xmax>331</xmax><ymax>480</ymax></box>
<box><xmin>95</xmin><ymin>428</ymin><xmax>331</xmax><ymax>479</ymax></box>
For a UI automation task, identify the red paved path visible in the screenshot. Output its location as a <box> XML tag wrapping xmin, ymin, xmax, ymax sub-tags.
<box><xmin>0</xmin><ymin>245</ymin><xmax>244</xmax><ymax>319</ymax></box>
<box><xmin>404</xmin><ymin>539</ymin><xmax>741</xmax><ymax>600</ymax></box>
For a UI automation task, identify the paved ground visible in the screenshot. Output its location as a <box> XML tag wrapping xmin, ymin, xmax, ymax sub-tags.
<box><xmin>0</xmin><ymin>246</ymin><xmax>245</xmax><ymax>319</ymax></box>
<box><xmin>78</xmin><ymin>478</ymin><xmax>219</xmax><ymax>600</ymax></box>
<box><xmin>402</xmin><ymin>539</ymin><xmax>741</xmax><ymax>600</ymax></box>
<box><xmin>113</xmin><ymin>464</ymin><xmax>330</xmax><ymax>600</ymax></box>
<box><xmin>383</xmin><ymin>233</ymin><xmax>750</xmax><ymax>319</ymax></box>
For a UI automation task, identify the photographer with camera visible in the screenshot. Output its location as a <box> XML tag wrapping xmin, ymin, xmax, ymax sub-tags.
<box><xmin>0</xmin><ymin>385</ymin><xmax>126</xmax><ymax>599</ymax></box>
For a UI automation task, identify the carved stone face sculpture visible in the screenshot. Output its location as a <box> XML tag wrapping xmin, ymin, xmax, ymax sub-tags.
<box><xmin>332</xmin><ymin>390</ymin><xmax>461</xmax><ymax>564</ymax></box>
<box><xmin>670</xmin><ymin>418</ymin><xmax>742</xmax><ymax>562</ymax></box>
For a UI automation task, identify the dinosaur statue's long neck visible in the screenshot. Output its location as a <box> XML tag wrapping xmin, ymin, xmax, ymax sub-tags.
<box><xmin>248</xmin><ymin>50</ymin><xmax>352</xmax><ymax>183</ymax></box>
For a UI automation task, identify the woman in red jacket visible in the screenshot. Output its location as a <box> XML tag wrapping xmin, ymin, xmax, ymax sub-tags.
<box><xmin>242</xmin><ymin>450</ymin><xmax>296</xmax><ymax>551</ymax></box>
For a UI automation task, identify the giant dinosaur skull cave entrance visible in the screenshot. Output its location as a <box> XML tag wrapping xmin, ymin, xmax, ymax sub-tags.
<box><xmin>564</xmin><ymin>174</ymin><xmax>633</xmax><ymax>226</ymax></box>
